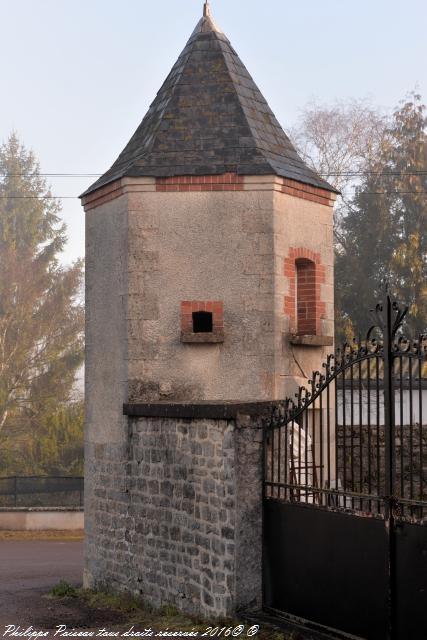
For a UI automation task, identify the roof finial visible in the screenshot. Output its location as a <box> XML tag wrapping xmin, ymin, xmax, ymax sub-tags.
<box><xmin>203</xmin><ymin>1</ymin><xmax>211</xmax><ymax>18</ymax></box>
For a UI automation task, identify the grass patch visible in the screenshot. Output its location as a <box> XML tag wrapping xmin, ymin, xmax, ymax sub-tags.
<box><xmin>49</xmin><ymin>581</ymin><xmax>79</xmax><ymax>598</ymax></box>
<box><xmin>49</xmin><ymin>586</ymin><xmax>297</xmax><ymax>639</ymax></box>
<box><xmin>81</xmin><ymin>589</ymin><xmax>146</xmax><ymax>615</ymax></box>
<box><xmin>158</xmin><ymin>604</ymin><xmax>180</xmax><ymax>618</ymax></box>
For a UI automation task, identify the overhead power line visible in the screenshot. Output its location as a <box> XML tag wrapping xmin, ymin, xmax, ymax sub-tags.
<box><xmin>0</xmin><ymin>196</ymin><xmax>77</xmax><ymax>199</ymax></box>
<box><xmin>0</xmin><ymin>173</ymin><xmax>102</xmax><ymax>178</ymax></box>
<box><xmin>324</xmin><ymin>171</ymin><xmax>427</xmax><ymax>177</ymax></box>
<box><xmin>0</xmin><ymin>168</ymin><xmax>426</xmax><ymax>200</ymax></box>
<box><xmin>0</xmin><ymin>170</ymin><xmax>426</xmax><ymax>178</ymax></box>
<box><xmin>1</xmin><ymin>191</ymin><xmax>427</xmax><ymax>200</ymax></box>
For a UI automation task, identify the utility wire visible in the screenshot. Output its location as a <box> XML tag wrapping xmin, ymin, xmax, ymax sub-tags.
<box><xmin>0</xmin><ymin>173</ymin><xmax>101</xmax><ymax>178</ymax></box>
<box><xmin>0</xmin><ymin>170</ymin><xmax>426</xmax><ymax>199</ymax></box>
<box><xmin>0</xmin><ymin>171</ymin><xmax>427</xmax><ymax>178</ymax></box>
<box><xmin>0</xmin><ymin>196</ymin><xmax>77</xmax><ymax>199</ymax></box>
<box><xmin>1</xmin><ymin>191</ymin><xmax>427</xmax><ymax>200</ymax></box>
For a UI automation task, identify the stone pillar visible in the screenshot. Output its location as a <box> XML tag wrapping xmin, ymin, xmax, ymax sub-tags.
<box><xmin>85</xmin><ymin>402</ymin><xmax>269</xmax><ymax>617</ymax></box>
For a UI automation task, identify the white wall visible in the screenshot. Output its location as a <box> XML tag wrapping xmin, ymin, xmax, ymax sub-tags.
<box><xmin>0</xmin><ymin>509</ymin><xmax>84</xmax><ymax>531</ymax></box>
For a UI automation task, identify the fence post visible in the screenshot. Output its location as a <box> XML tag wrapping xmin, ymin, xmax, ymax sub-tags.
<box><xmin>14</xmin><ymin>476</ymin><xmax>17</xmax><ymax>507</ymax></box>
<box><xmin>383</xmin><ymin>292</ymin><xmax>396</xmax><ymax>512</ymax></box>
<box><xmin>383</xmin><ymin>290</ymin><xmax>396</xmax><ymax>640</ymax></box>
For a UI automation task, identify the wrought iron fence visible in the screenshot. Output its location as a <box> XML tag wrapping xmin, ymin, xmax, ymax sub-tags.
<box><xmin>264</xmin><ymin>286</ymin><xmax>427</xmax><ymax>521</ymax></box>
<box><xmin>262</xmin><ymin>285</ymin><xmax>427</xmax><ymax>639</ymax></box>
<box><xmin>0</xmin><ymin>476</ymin><xmax>84</xmax><ymax>508</ymax></box>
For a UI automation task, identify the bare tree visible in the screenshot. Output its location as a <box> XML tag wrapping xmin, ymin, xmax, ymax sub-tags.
<box><xmin>288</xmin><ymin>99</ymin><xmax>389</xmax><ymax>246</ymax></box>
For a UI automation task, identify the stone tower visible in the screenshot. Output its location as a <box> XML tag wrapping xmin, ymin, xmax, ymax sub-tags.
<box><xmin>82</xmin><ymin>3</ymin><xmax>336</xmax><ymax>416</ymax></box>
<box><xmin>81</xmin><ymin>3</ymin><xmax>337</xmax><ymax>611</ymax></box>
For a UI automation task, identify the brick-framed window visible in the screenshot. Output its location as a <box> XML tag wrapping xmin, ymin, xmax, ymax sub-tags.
<box><xmin>284</xmin><ymin>248</ymin><xmax>326</xmax><ymax>336</ymax></box>
<box><xmin>296</xmin><ymin>258</ymin><xmax>317</xmax><ymax>335</ymax></box>
<box><xmin>181</xmin><ymin>301</ymin><xmax>224</xmax><ymax>343</ymax></box>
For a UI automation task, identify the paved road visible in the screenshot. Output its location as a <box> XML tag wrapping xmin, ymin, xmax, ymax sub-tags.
<box><xmin>0</xmin><ymin>540</ymin><xmax>83</xmax><ymax>627</ymax></box>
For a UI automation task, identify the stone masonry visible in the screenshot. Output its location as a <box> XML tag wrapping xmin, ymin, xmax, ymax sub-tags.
<box><xmin>337</xmin><ymin>423</ymin><xmax>427</xmax><ymax>507</ymax></box>
<box><xmin>82</xmin><ymin>5</ymin><xmax>336</xmax><ymax>620</ymax></box>
<box><xmin>84</xmin><ymin>407</ymin><xmax>265</xmax><ymax>617</ymax></box>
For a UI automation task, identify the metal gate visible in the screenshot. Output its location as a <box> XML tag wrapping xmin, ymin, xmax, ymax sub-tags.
<box><xmin>263</xmin><ymin>287</ymin><xmax>427</xmax><ymax>640</ymax></box>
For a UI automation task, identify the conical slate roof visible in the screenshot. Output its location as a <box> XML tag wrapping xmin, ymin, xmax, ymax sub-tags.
<box><xmin>83</xmin><ymin>5</ymin><xmax>336</xmax><ymax>196</ymax></box>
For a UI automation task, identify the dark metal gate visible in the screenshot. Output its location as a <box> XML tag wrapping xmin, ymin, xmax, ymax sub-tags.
<box><xmin>263</xmin><ymin>287</ymin><xmax>427</xmax><ymax>640</ymax></box>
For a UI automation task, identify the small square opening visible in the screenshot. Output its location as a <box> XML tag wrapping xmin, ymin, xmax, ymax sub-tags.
<box><xmin>192</xmin><ymin>311</ymin><xmax>213</xmax><ymax>333</ymax></box>
<box><xmin>181</xmin><ymin>301</ymin><xmax>224</xmax><ymax>343</ymax></box>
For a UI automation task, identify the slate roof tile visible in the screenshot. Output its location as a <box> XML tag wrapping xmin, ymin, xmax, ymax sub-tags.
<box><xmin>82</xmin><ymin>10</ymin><xmax>336</xmax><ymax>197</ymax></box>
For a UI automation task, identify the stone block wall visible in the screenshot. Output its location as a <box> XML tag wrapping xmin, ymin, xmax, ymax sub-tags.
<box><xmin>84</xmin><ymin>441</ymin><xmax>133</xmax><ymax>592</ymax></box>
<box><xmin>84</xmin><ymin>404</ymin><xmax>267</xmax><ymax>618</ymax></box>
<box><xmin>337</xmin><ymin>423</ymin><xmax>427</xmax><ymax>505</ymax></box>
<box><xmin>83</xmin><ymin>179</ymin><xmax>335</xmax><ymax>411</ymax></box>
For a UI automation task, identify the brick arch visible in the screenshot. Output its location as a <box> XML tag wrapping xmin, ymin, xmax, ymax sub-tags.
<box><xmin>284</xmin><ymin>248</ymin><xmax>326</xmax><ymax>335</ymax></box>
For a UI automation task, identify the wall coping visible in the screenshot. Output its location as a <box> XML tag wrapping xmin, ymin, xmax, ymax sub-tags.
<box><xmin>288</xmin><ymin>334</ymin><xmax>334</xmax><ymax>347</ymax></box>
<box><xmin>123</xmin><ymin>401</ymin><xmax>275</xmax><ymax>420</ymax></box>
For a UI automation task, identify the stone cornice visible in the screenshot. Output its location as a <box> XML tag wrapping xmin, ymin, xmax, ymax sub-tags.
<box><xmin>81</xmin><ymin>174</ymin><xmax>336</xmax><ymax>211</ymax></box>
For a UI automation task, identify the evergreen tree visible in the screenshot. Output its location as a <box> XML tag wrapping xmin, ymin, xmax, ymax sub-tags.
<box><xmin>335</xmin><ymin>94</ymin><xmax>427</xmax><ymax>341</ymax></box>
<box><xmin>0</xmin><ymin>133</ymin><xmax>84</xmax><ymax>445</ymax></box>
<box><xmin>388</xmin><ymin>96</ymin><xmax>427</xmax><ymax>334</ymax></box>
<box><xmin>0</xmin><ymin>401</ymin><xmax>84</xmax><ymax>476</ymax></box>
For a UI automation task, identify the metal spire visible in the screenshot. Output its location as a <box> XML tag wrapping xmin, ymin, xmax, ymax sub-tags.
<box><xmin>203</xmin><ymin>1</ymin><xmax>211</xmax><ymax>17</ymax></box>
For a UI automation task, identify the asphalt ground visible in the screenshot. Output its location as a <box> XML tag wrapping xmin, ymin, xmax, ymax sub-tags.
<box><xmin>0</xmin><ymin>538</ymin><xmax>334</xmax><ymax>640</ymax></box>
<box><xmin>0</xmin><ymin>539</ymin><xmax>84</xmax><ymax>627</ymax></box>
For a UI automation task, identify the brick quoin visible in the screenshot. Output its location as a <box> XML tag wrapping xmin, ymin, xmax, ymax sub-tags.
<box><xmin>284</xmin><ymin>248</ymin><xmax>326</xmax><ymax>335</ymax></box>
<box><xmin>279</xmin><ymin>178</ymin><xmax>334</xmax><ymax>207</ymax></box>
<box><xmin>157</xmin><ymin>174</ymin><xmax>244</xmax><ymax>192</ymax></box>
<box><xmin>81</xmin><ymin>180</ymin><xmax>124</xmax><ymax>211</ymax></box>
<box><xmin>181</xmin><ymin>301</ymin><xmax>224</xmax><ymax>332</ymax></box>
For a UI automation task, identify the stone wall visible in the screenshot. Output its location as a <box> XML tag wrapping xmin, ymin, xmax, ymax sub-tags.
<box><xmin>273</xmin><ymin>189</ymin><xmax>334</xmax><ymax>399</ymax></box>
<box><xmin>84</xmin><ymin>405</ymin><xmax>266</xmax><ymax>618</ymax></box>
<box><xmin>84</xmin><ymin>441</ymin><xmax>132</xmax><ymax>592</ymax></box>
<box><xmin>337</xmin><ymin>424</ymin><xmax>427</xmax><ymax>504</ymax></box>
<box><xmin>85</xmin><ymin>194</ymin><xmax>128</xmax><ymax>446</ymax></box>
<box><xmin>126</xmin><ymin>187</ymin><xmax>276</xmax><ymax>403</ymax></box>
<box><xmin>84</xmin><ymin>177</ymin><xmax>334</xmax><ymax>406</ymax></box>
